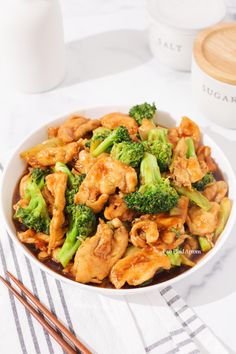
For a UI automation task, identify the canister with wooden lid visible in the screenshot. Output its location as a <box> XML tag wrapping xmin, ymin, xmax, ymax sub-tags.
<box><xmin>192</xmin><ymin>22</ymin><xmax>236</xmax><ymax>128</ymax></box>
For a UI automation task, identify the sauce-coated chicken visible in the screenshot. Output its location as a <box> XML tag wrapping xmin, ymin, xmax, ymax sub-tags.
<box><xmin>46</xmin><ymin>172</ymin><xmax>67</xmax><ymax>252</ymax></box>
<box><xmin>110</xmin><ymin>247</ymin><xmax>171</xmax><ymax>289</ymax></box>
<box><xmin>72</xmin><ymin>219</ymin><xmax>128</xmax><ymax>283</ymax></box>
<box><xmin>75</xmin><ymin>156</ymin><xmax>138</xmax><ymax>213</ymax></box>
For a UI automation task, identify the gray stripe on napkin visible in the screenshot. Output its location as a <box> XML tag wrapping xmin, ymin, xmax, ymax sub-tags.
<box><xmin>190</xmin><ymin>324</ymin><xmax>206</xmax><ymax>338</ymax></box>
<box><xmin>0</xmin><ymin>239</ymin><xmax>28</xmax><ymax>354</ymax></box>
<box><xmin>25</xmin><ymin>257</ymin><xmax>54</xmax><ymax>354</ymax></box>
<box><xmin>55</xmin><ymin>280</ymin><xmax>77</xmax><ymax>337</ymax></box>
<box><xmin>145</xmin><ymin>335</ymin><xmax>172</xmax><ymax>352</ymax></box>
<box><xmin>8</xmin><ymin>236</ymin><xmax>41</xmax><ymax>354</ymax></box>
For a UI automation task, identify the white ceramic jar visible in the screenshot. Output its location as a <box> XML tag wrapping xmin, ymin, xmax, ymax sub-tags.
<box><xmin>146</xmin><ymin>0</ymin><xmax>226</xmax><ymax>71</ymax></box>
<box><xmin>0</xmin><ymin>0</ymin><xmax>66</xmax><ymax>93</ymax></box>
<box><xmin>192</xmin><ymin>23</ymin><xmax>236</xmax><ymax>129</ymax></box>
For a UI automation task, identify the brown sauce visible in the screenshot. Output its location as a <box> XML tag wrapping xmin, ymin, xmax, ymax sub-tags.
<box><xmin>12</xmin><ymin>160</ymin><xmax>225</xmax><ymax>289</ymax></box>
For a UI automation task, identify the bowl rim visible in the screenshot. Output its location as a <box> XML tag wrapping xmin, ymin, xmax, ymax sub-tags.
<box><xmin>1</xmin><ymin>104</ymin><xmax>236</xmax><ymax>296</ymax></box>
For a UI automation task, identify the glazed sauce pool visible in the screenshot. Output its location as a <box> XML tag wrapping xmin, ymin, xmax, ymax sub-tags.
<box><xmin>12</xmin><ymin>166</ymin><xmax>225</xmax><ymax>289</ymax></box>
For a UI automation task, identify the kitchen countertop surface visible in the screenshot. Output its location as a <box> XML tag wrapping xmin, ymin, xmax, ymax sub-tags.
<box><xmin>0</xmin><ymin>0</ymin><xmax>236</xmax><ymax>353</ymax></box>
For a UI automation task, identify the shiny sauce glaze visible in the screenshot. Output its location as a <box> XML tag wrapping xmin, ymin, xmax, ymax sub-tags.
<box><xmin>12</xmin><ymin>166</ymin><xmax>225</xmax><ymax>289</ymax></box>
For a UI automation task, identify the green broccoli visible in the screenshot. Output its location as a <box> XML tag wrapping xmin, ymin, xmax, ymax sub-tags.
<box><xmin>14</xmin><ymin>168</ymin><xmax>51</xmax><ymax>234</ymax></box>
<box><xmin>143</xmin><ymin>127</ymin><xmax>172</xmax><ymax>172</ymax></box>
<box><xmin>174</xmin><ymin>185</ymin><xmax>212</xmax><ymax>211</ymax></box>
<box><xmin>214</xmin><ymin>197</ymin><xmax>231</xmax><ymax>239</ymax></box>
<box><xmin>89</xmin><ymin>127</ymin><xmax>111</xmax><ymax>152</ymax></box>
<box><xmin>92</xmin><ymin>126</ymin><xmax>131</xmax><ymax>157</ymax></box>
<box><xmin>110</xmin><ymin>141</ymin><xmax>144</xmax><ymax>167</ymax></box>
<box><xmin>129</xmin><ymin>102</ymin><xmax>157</xmax><ymax>125</ymax></box>
<box><xmin>58</xmin><ymin>204</ymin><xmax>97</xmax><ymax>267</ymax></box>
<box><xmin>199</xmin><ymin>237</ymin><xmax>212</xmax><ymax>252</ymax></box>
<box><xmin>124</xmin><ymin>152</ymin><xmax>179</xmax><ymax>214</ymax></box>
<box><xmin>192</xmin><ymin>172</ymin><xmax>215</xmax><ymax>191</ymax></box>
<box><xmin>54</xmin><ymin>162</ymin><xmax>85</xmax><ymax>206</ymax></box>
<box><xmin>166</xmin><ymin>249</ymin><xmax>182</xmax><ymax>266</ymax></box>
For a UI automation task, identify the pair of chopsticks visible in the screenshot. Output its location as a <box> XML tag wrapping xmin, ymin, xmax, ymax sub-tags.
<box><xmin>0</xmin><ymin>272</ymin><xmax>91</xmax><ymax>354</ymax></box>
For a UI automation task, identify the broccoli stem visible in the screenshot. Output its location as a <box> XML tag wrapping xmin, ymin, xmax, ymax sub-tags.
<box><xmin>55</xmin><ymin>162</ymin><xmax>74</xmax><ymax>187</ymax></box>
<box><xmin>140</xmin><ymin>152</ymin><xmax>161</xmax><ymax>186</ymax></box>
<box><xmin>174</xmin><ymin>185</ymin><xmax>212</xmax><ymax>211</ymax></box>
<box><xmin>214</xmin><ymin>197</ymin><xmax>231</xmax><ymax>239</ymax></box>
<box><xmin>185</xmin><ymin>137</ymin><xmax>196</xmax><ymax>158</ymax></box>
<box><xmin>199</xmin><ymin>237</ymin><xmax>212</xmax><ymax>252</ymax></box>
<box><xmin>166</xmin><ymin>250</ymin><xmax>181</xmax><ymax>266</ymax></box>
<box><xmin>58</xmin><ymin>224</ymin><xmax>84</xmax><ymax>267</ymax></box>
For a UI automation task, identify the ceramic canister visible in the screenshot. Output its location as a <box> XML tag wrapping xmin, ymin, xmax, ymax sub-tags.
<box><xmin>0</xmin><ymin>0</ymin><xmax>66</xmax><ymax>93</ymax></box>
<box><xmin>146</xmin><ymin>0</ymin><xmax>226</xmax><ymax>71</ymax></box>
<box><xmin>192</xmin><ymin>22</ymin><xmax>236</xmax><ymax>129</ymax></box>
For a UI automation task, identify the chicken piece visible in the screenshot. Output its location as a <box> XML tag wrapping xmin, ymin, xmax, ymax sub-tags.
<box><xmin>186</xmin><ymin>202</ymin><xmax>220</xmax><ymax>236</ymax></box>
<box><xmin>170</xmin><ymin>196</ymin><xmax>189</xmax><ymax>224</ymax></box>
<box><xmin>41</xmin><ymin>186</ymin><xmax>54</xmax><ymax>215</ymax></box>
<box><xmin>48</xmin><ymin>126</ymin><xmax>59</xmax><ymax>138</ymax></box>
<box><xmin>110</xmin><ymin>247</ymin><xmax>171</xmax><ymax>289</ymax></box>
<box><xmin>168</xmin><ymin>127</ymin><xmax>179</xmax><ymax>147</ymax></box>
<box><xmin>130</xmin><ymin>220</ymin><xmax>159</xmax><ymax>248</ymax></box>
<box><xmin>104</xmin><ymin>193</ymin><xmax>135</xmax><ymax>221</ymax></box>
<box><xmin>100</xmin><ymin>112</ymin><xmax>138</xmax><ymax>135</ymax></box>
<box><xmin>72</xmin><ymin>219</ymin><xmax>128</xmax><ymax>284</ymax></box>
<box><xmin>197</xmin><ymin>146</ymin><xmax>217</xmax><ymax>172</ymax></box>
<box><xmin>19</xmin><ymin>173</ymin><xmax>30</xmax><ymax>198</ymax></box>
<box><xmin>74</xmin><ymin>150</ymin><xmax>95</xmax><ymax>174</ymax></box>
<box><xmin>171</xmin><ymin>157</ymin><xmax>192</xmax><ymax>188</ymax></box>
<box><xmin>17</xmin><ymin>230</ymin><xmax>62</xmax><ymax>253</ymax></box>
<box><xmin>74</xmin><ymin>119</ymin><xmax>101</xmax><ymax>140</ymax></box>
<box><xmin>178</xmin><ymin>117</ymin><xmax>201</xmax><ymax>148</ymax></box>
<box><xmin>171</xmin><ymin>138</ymin><xmax>204</xmax><ymax>187</ymax></box>
<box><xmin>203</xmin><ymin>181</ymin><xmax>228</xmax><ymax>203</ymax></box>
<box><xmin>26</xmin><ymin>142</ymin><xmax>81</xmax><ymax>167</ymax></box>
<box><xmin>57</xmin><ymin>115</ymin><xmax>89</xmax><ymax>143</ymax></box>
<box><xmin>46</xmin><ymin>172</ymin><xmax>67</xmax><ymax>252</ymax></box>
<box><xmin>75</xmin><ymin>156</ymin><xmax>138</xmax><ymax>213</ymax></box>
<box><xmin>158</xmin><ymin>233</ymin><xmax>190</xmax><ymax>251</ymax></box>
<box><xmin>138</xmin><ymin>118</ymin><xmax>156</xmax><ymax>140</ymax></box>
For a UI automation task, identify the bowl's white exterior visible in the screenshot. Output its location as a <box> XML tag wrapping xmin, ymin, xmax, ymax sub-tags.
<box><xmin>1</xmin><ymin>105</ymin><xmax>236</xmax><ymax>296</ymax></box>
<box><xmin>192</xmin><ymin>58</ymin><xmax>236</xmax><ymax>129</ymax></box>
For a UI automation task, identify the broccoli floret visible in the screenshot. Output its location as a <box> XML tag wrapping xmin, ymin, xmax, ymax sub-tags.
<box><xmin>110</xmin><ymin>141</ymin><xmax>144</xmax><ymax>168</ymax></box>
<box><xmin>129</xmin><ymin>102</ymin><xmax>157</xmax><ymax>125</ymax></box>
<box><xmin>55</xmin><ymin>162</ymin><xmax>85</xmax><ymax>206</ymax></box>
<box><xmin>92</xmin><ymin>126</ymin><xmax>131</xmax><ymax>157</ymax></box>
<box><xmin>58</xmin><ymin>204</ymin><xmax>97</xmax><ymax>267</ymax></box>
<box><xmin>89</xmin><ymin>127</ymin><xmax>111</xmax><ymax>152</ymax></box>
<box><xmin>192</xmin><ymin>172</ymin><xmax>214</xmax><ymax>191</ymax></box>
<box><xmin>14</xmin><ymin>168</ymin><xmax>51</xmax><ymax>234</ymax></box>
<box><xmin>124</xmin><ymin>152</ymin><xmax>179</xmax><ymax>214</ymax></box>
<box><xmin>143</xmin><ymin>127</ymin><xmax>172</xmax><ymax>172</ymax></box>
<box><xmin>30</xmin><ymin>167</ymin><xmax>51</xmax><ymax>190</ymax></box>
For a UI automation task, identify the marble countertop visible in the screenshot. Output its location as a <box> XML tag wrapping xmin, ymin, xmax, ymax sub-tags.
<box><xmin>0</xmin><ymin>0</ymin><xmax>236</xmax><ymax>352</ymax></box>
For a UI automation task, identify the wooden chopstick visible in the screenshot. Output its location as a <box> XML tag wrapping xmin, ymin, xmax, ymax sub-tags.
<box><xmin>0</xmin><ymin>273</ymin><xmax>91</xmax><ymax>354</ymax></box>
<box><xmin>7</xmin><ymin>271</ymin><xmax>91</xmax><ymax>354</ymax></box>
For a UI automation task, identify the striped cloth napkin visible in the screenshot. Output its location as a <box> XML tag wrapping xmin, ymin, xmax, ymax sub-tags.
<box><xmin>0</xmin><ymin>163</ymin><xmax>229</xmax><ymax>354</ymax></box>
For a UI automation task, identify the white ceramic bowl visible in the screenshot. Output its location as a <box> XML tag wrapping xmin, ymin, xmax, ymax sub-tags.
<box><xmin>1</xmin><ymin>105</ymin><xmax>236</xmax><ymax>296</ymax></box>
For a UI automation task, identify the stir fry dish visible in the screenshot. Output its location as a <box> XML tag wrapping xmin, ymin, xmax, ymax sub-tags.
<box><xmin>13</xmin><ymin>103</ymin><xmax>232</xmax><ymax>289</ymax></box>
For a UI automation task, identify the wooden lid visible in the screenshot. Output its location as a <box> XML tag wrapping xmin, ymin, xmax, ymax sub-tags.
<box><xmin>193</xmin><ymin>22</ymin><xmax>236</xmax><ymax>85</ymax></box>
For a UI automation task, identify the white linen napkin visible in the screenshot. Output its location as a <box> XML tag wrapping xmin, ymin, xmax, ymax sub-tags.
<box><xmin>0</xmin><ymin>159</ymin><xmax>229</xmax><ymax>354</ymax></box>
